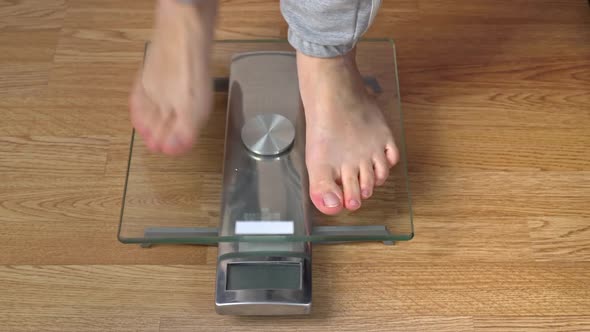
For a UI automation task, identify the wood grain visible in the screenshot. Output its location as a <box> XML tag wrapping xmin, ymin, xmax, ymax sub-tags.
<box><xmin>0</xmin><ymin>0</ymin><xmax>65</xmax><ymax>96</ymax></box>
<box><xmin>474</xmin><ymin>316</ymin><xmax>590</xmax><ymax>332</ymax></box>
<box><xmin>0</xmin><ymin>0</ymin><xmax>589</xmax><ymax>330</ymax></box>
<box><xmin>529</xmin><ymin>216</ymin><xmax>590</xmax><ymax>261</ymax></box>
<box><xmin>406</xmin><ymin>127</ymin><xmax>589</xmax><ymax>171</ymax></box>
<box><xmin>0</xmin><ymin>104</ymin><xmax>131</xmax><ymax>136</ymax></box>
<box><xmin>0</xmin><ymin>264</ymin><xmax>588</xmax><ymax>330</ymax></box>
<box><xmin>159</xmin><ymin>316</ymin><xmax>474</xmax><ymax>332</ymax></box>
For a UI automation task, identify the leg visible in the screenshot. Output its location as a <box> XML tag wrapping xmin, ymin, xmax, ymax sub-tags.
<box><xmin>129</xmin><ymin>0</ymin><xmax>218</xmax><ymax>155</ymax></box>
<box><xmin>280</xmin><ymin>0</ymin><xmax>399</xmax><ymax>215</ymax></box>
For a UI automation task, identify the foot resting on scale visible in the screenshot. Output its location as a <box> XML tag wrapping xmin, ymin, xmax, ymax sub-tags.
<box><xmin>129</xmin><ymin>0</ymin><xmax>216</xmax><ymax>155</ymax></box>
<box><xmin>297</xmin><ymin>49</ymin><xmax>399</xmax><ymax>215</ymax></box>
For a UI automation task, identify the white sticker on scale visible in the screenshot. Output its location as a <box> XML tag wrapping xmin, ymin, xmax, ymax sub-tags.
<box><xmin>235</xmin><ymin>221</ymin><xmax>295</xmax><ymax>235</ymax></box>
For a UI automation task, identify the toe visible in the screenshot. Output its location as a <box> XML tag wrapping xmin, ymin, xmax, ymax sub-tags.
<box><xmin>359</xmin><ymin>161</ymin><xmax>375</xmax><ymax>199</ymax></box>
<box><xmin>150</xmin><ymin>107</ymin><xmax>176</xmax><ymax>153</ymax></box>
<box><xmin>161</xmin><ymin>134</ymin><xmax>185</xmax><ymax>156</ymax></box>
<box><xmin>142</xmin><ymin>109</ymin><xmax>164</xmax><ymax>151</ymax></box>
<box><xmin>308</xmin><ymin>164</ymin><xmax>344</xmax><ymax>215</ymax></box>
<box><xmin>373</xmin><ymin>153</ymin><xmax>390</xmax><ymax>186</ymax></box>
<box><xmin>385</xmin><ymin>141</ymin><xmax>400</xmax><ymax>166</ymax></box>
<box><xmin>129</xmin><ymin>76</ymin><xmax>162</xmax><ymax>151</ymax></box>
<box><xmin>160</xmin><ymin>107</ymin><xmax>198</xmax><ymax>155</ymax></box>
<box><xmin>341</xmin><ymin>166</ymin><xmax>362</xmax><ymax>211</ymax></box>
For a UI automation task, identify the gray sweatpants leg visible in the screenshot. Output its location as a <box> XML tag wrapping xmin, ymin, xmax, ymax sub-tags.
<box><xmin>280</xmin><ymin>0</ymin><xmax>382</xmax><ymax>58</ymax></box>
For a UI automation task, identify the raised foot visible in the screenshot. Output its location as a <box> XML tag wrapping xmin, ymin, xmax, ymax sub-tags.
<box><xmin>128</xmin><ymin>0</ymin><xmax>217</xmax><ymax>155</ymax></box>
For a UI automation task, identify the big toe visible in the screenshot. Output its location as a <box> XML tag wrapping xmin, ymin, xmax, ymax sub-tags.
<box><xmin>308</xmin><ymin>164</ymin><xmax>344</xmax><ymax>215</ymax></box>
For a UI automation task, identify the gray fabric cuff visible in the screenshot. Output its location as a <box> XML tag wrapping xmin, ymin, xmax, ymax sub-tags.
<box><xmin>287</xmin><ymin>28</ymin><xmax>355</xmax><ymax>58</ymax></box>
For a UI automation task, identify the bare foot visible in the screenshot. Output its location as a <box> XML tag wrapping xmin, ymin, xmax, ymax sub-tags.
<box><xmin>297</xmin><ymin>49</ymin><xmax>399</xmax><ymax>215</ymax></box>
<box><xmin>129</xmin><ymin>0</ymin><xmax>217</xmax><ymax>155</ymax></box>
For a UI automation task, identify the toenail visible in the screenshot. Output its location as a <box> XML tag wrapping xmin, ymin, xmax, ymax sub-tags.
<box><xmin>348</xmin><ymin>199</ymin><xmax>360</xmax><ymax>208</ymax></box>
<box><xmin>362</xmin><ymin>189</ymin><xmax>371</xmax><ymax>198</ymax></box>
<box><xmin>322</xmin><ymin>193</ymin><xmax>340</xmax><ymax>208</ymax></box>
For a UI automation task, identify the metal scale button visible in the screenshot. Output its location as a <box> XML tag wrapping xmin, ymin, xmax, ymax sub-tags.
<box><xmin>241</xmin><ymin>113</ymin><xmax>296</xmax><ymax>156</ymax></box>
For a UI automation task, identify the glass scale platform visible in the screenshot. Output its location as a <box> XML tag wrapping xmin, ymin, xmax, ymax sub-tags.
<box><xmin>118</xmin><ymin>39</ymin><xmax>413</xmax><ymax>246</ymax></box>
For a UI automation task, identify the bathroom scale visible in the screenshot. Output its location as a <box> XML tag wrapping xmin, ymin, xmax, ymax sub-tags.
<box><xmin>118</xmin><ymin>39</ymin><xmax>413</xmax><ymax>315</ymax></box>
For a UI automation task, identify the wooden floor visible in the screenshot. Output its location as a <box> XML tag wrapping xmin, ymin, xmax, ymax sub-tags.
<box><xmin>1</xmin><ymin>0</ymin><xmax>589</xmax><ymax>331</ymax></box>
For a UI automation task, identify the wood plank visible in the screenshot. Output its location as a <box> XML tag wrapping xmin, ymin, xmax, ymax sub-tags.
<box><xmin>0</xmin><ymin>215</ymin><xmax>208</xmax><ymax>264</ymax></box>
<box><xmin>0</xmin><ymin>0</ymin><xmax>66</xmax><ymax>96</ymax></box>
<box><xmin>62</xmin><ymin>0</ymin><xmax>285</xmax><ymax>39</ymax></box>
<box><xmin>402</xmin><ymin>88</ymin><xmax>590</xmax><ymax>130</ymax></box>
<box><xmin>160</xmin><ymin>316</ymin><xmax>474</xmax><ymax>332</ymax></box>
<box><xmin>0</xmin><ymin>265</ymin><xmax>217</xmax><ymax>314</ymax></box>
<box><xmin>408</xmin><ymin>172</ymin><xmax>590</xmax><ymax>218</ymax></box>
<box><xmin>0</xmin><ymin>63</ymin><xmax>51</xmax><ymax>96</ymax></box>
<box><xmin>0</xmin><ymin>30</ymin><xmax>61</xmax><ymax>62</ymax></box>
<box><xmin>54</xmin><ymin>28</ymin><xmax>148</xmax><ymax>63</ymax></box>
<box><xmin>418</xmin><ymin>0</ymin><xmax>590</xmax><ymax>24</ymax></box>
<box><xmin>0</xmin><ymin>135</ymin><xmax>110</xmax><ymax>179</ymax></box>
<box><xmin>62</xmin><ymin>0</ymin><xmax>154</xmax><ymax>30</ymax></box>
<box><xmin>2</xmin><ymin>314</ymin><xmax>159</xmax><ymax>332</ymax></box>
<box><xmin>405</xmin><ymin>127</ymin><xmax>589</xmax><ymax>171</ymax></box>
<box><xmin>0</xmin><ymin>264</ymin><xmax>587</xmax><ymax>330</ymax></box>
<box><xmin>401</xmin><ymin>59</ymin><xmax>590</xmax><ymax>91</ymax></box>
<box><xmin>529</xmin><ymin>216</ymin><xmax>590</xmax><ymax>262</ymax></box>
<box><xmin>474</xmin><ymin>316</ymin><xmax>590</xmax><ymax>332</ymax></box>
<box><xmin>0</xmin><ymin>0</ymin><xmax>65</xmax><ymax>31</ymax></box>
<box><xmin>395</xmin><ymin>24</ymin><xmax>590</xmax><ymax>67</ymax></box>
<box><xmin>311</xmin><ymin>218</ymin><xmax>532</xmax><ymax>263</ymax></box>
<box><xmin>0</xmin><ymin>178</ymin><xmax>209</xmax><ymax>264</ymax></box>
<box><xmin>47</xmin><ymin>61</ymin><xmax>137</xmax><ymax>100</ymax></box>
<box><xmin>0</xmin><ymin>136</ymin><xmax>109</xmax><ymax>176</ymax></box>
<box><xmin>0</xmin><ymin>104</ymin><xmax>131</xmax><ymax>136</ymax></box>
<box><xmin>410</xmin><ymin>172</ymin><xmax>590</xmax><ymax>197</ymax></box>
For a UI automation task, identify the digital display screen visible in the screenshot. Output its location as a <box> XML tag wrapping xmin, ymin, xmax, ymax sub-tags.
<box><xmin>226</xmin><ymin>263</ymin><xmax>301</xmax><ymax>290</ymax></box>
